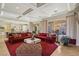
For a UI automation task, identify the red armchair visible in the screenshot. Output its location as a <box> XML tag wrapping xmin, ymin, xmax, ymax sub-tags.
<box><xmin>69</xmin><ymin>39</ymin><xmax>76</xmax><ymax>45</ymax></box>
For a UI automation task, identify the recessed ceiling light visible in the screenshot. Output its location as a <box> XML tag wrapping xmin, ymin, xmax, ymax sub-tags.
<box><xmin>16</xmin><ymin>7</ymin><xmax>20</xmax><ymax>9</ymax></box>
<box><xmin>54</xmin><ymin>8</ymin><xmax>58</xmax><ymax>13</ymax></box>
<box><xmin>54</xmin><ymin>10</ymin><xmax>58</xmax><ymax>12</ymax></box>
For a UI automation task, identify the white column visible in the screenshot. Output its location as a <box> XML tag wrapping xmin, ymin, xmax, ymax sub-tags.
<box><xmin>66</xmin><ymin>15</ymin><xmax>76</xmax><ymax>39</ymax></box>
<box><xmin>76</xmin><ymin>12</ymin><xmax>79</xmax><ymax>46</ymax></box>
<box><xmin>39</xmin><ymin>20</ymin><xmax>48</xmax><ymax>33</ymax></box>
<box><xmin>76</xmin><ymin>22</ymin><xmax>79</xmax><ymax>46</ymax></box>
<box><xmin>29</xmin><ymin>22</ymin><xmax>32</xmax><ymax>32</ymax></box>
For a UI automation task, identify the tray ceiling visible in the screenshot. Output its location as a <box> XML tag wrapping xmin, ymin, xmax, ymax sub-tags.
<box><xmin>0</xmin><ymin>3</ymin><xmax>77</xmax><ymax>22</ymax></box>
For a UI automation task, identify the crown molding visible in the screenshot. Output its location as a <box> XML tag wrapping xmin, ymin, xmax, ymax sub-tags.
<box><xmin>0</xmin><ymin>17</ymin><xmax>29</xmax><ymax>24</ymax></box>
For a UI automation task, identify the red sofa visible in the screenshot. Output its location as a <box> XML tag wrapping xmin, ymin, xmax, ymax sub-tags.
<box><xmin>35</xmin><ymin>33</ymin><xmax>56</xmax><ymax>43</ymax></box>
<box><xmin>8</xmin><ymin>32</ymin><xmax>56</xmax><ymax>44</ymax></box>
<box><xmin>35</xmin><ymin>33</ymin><xmax>48</xmax><ymax>41</ymax></box>
<box><xmin>8</xmin><ymin>32</ymin><xmax>32</xmax><ymax>43</ymax></box>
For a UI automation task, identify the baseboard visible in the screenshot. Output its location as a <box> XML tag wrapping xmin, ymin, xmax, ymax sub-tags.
<box><xmin>76</xmin><ymin>43</ymin><xmax>79</xmax><ymax>46</ymax></box>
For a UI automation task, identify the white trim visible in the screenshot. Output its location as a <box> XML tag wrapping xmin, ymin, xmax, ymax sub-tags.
<box><xmin>76</xmin><ymin>43</ymin><xmax>79</xmax><ymax>46</ymax></box>
<box><xmin>1</xmin><ymin>3</ymin><xmax>5</xmax><ymax>9</ymax></box>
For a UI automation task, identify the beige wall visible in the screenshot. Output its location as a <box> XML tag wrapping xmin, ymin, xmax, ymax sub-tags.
<box><xmin>4</xmin><ymin>23</ymin><xmax>11</xmax><ymax>32</ymax></box>
<box><xmin>29</xmin><ymin>20</ymin><xmax>48</xmax><ymax>33</ymax></box>
<box><xmin>48</xmin><ymin>17</ymin><xmax>66</xmax><ymax>32</ymax></box>
<box><xmin>29</xmin><ymin>22</ymin><xmax>35</xmax><ymax>32</ymax></box>
<box><xmin>1</xmin><ymin>22</ymin><xmax>29</xmax><ymax>33</ymax></box>
<box><xmin>53</xmin><ymin>20</ymin><xmax>66</xmax><ymax>31</ymax></box>
<box><xmin>48</xmin><ymin>22</ymin><xmax>54</xmax><ymax>32</ymax></box>
<box><xmin>38</xmin><ymin>20</ymin><xmax>48</xmax><ymax>33</ymax></box>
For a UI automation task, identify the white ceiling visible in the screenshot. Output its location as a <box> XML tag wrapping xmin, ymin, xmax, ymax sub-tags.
<box><xmin>0</xmin><ymin>3</ymin><xmax>77</xmax><ymax>23</ymax></box>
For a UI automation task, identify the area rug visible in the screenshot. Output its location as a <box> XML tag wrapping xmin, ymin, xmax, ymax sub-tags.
<box><xmin>5</xmin><ymin>41</ymin><xmax>58</xmax><ymax>56</ymax></box>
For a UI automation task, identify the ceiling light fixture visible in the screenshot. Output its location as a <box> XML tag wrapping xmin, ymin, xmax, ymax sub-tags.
<box><xmin>0</xmin><ymin>11</ymin><xmax>4</xmax><ymax>16</ymax></box>
<box><xmin>67</xmin><ymin>3</ymin><xmax>71</xmax><ymax>11</ymax></box>
<box><xmin>54</xmin><ymin>8</ymin><xmax>58</xmax><ymax>13</ymax></box>
<box><xmin>16</xmin><ymin>7</ymin><xmax>20</xmax><ymax>9</ymax></box>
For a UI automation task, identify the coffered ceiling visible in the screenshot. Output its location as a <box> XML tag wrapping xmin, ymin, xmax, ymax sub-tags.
<box><xmin>0</xmin><ymin>3</ymin><xmax>77</xmax><ymax>23</ymax></box>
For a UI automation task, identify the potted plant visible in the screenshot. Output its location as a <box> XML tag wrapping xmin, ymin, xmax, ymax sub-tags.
<box><xmin>60</xmin><ymin>36</ymin><xmax>69</xmax><ymax>46</ymax></box>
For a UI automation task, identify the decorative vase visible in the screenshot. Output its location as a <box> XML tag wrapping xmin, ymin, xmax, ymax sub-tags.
<box><xmin>31</xmin><ymin>34</ymin><xmax>35</xmax><ymax>40</ymax></box>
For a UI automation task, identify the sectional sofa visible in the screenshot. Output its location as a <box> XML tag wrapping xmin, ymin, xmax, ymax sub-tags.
<box><xmin>8</xmin><ymin>32</ymin><xmax>32</xmax><ymax>43</ymax></box>
<box><xmin>35</xmin><ymin>33</ymin><xmax>56</xmax><ymax>43</ymax></box>
<box><xmin>7</xmin><ymin>32</ymin><xmax>57</xmax><ymax>44</ymax></box>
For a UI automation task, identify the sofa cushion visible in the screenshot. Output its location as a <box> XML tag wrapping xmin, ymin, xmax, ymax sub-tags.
<box><xmin>21</xmin><ymin>33</ymin><xmax>27</xmax><ymax>37</ymax></box>
<box><xmin>8</xmin><ymin>33</ymin><xmax>32</xmax><ymax>44</ymax></box>
<box><xmin>39</xmin><ymin>33</ymin><xmax>47</xmax><ymax>36</ymax></box>
<box><xmin>13</xmin><ymin>34</ymin><xmax>19</xmax><ymax>38</ymax></box>
<box><xmin>47</xmin><ymin>37</ymin><xmax>56</xmax><ymax>43</ymax></box>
